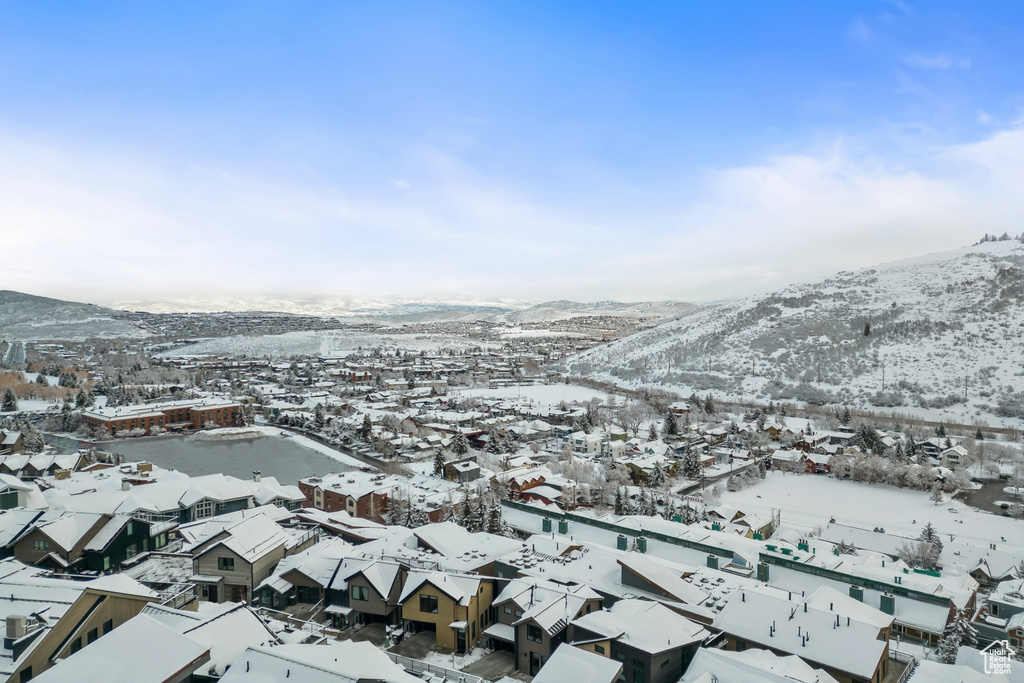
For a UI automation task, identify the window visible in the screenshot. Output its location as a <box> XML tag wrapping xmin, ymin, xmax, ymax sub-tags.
<box><xmin>32</xmin><ymin>540</ymin><xmax>49</xmax><ymax>552</ymax></box>
<box><xmin>70</xmin><ymin>638</ymin><xmax>82</xmax><ymax>654</ymax></box>
<box><xmin>201</xmin><ymin>585</ymin><xmax>209</xmax><ymax>598</ymax></box>
<box><xmin>126</xmin><ymin>543</ymin><xmax>137</xmax><ymax>559</ymax></box>
<box><xmin>218</xmin><ymin>557</ymin><xmax>235</xmax><ymax>572</ymax></box>
<box><xmin>514</xmin><ymin>610</ymin><xmax>523</xmax><ymax>617</ymax></box>
<box><xmin>419</xmin><ymin>595</ymin><xmax>438</xmax><ymax>614</ymax></box>
<box><xmin>526</xmin><ymin>624</ymin><xmax>544</xmax><ymax>643</ymax></box>
<box><xmin>126</xmin><ymin>522</ymin><xmax>133</xmax><ymax>536</ymax></box>
<box><xmin>595</xmin><ymin>645</ymin><xmax>605</xmax><ymax>655</ymax></box>
<box><xmin>103</xmin><ymin>556</ymin><xmax>110</xmax><ymax>571</ymax></box>
<box><xmin>103</xmin><ymin>620</ymin><xmax>113</xmax><ymax>634</ymax></box>
<box><xmin>351</xmin><ymin>585</ymin><xmax>369</xmax><ymax>601</ymax></box>
<box><xmin>503</xmin><ymin>607</ymin><xmax>511</xmax><ymax>614</ymax></box>
<box><xmin>471</xmin><ymin>622</ymin><xmax>476</xmax><ymax>639</ymax></box>
<box><xmin>19</xmin><ymin>667</ymin><xmax>31</xmax><ymax>683</ymax></box>
<box><xmin>87</xmin><ymin>628</ymin><xmax>98</xmax><ymax>644</ymax></box>
<box><xmin>195</xmin><ymin>500</ymin><xmax>214</xmax><ymax>519</ymax></box>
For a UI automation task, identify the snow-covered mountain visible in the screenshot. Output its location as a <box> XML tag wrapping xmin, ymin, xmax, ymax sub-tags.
<box><xmin>0</xmin><ymin>290</ymin><xmax>149</xmax><ymax>341</ymax></box>
<box><xmin>560</xmin><ymin>240</ymin><xmax>1024</xmax><ymax>425</ymax></box>
<box><xmin>106</xmin><ymin>293</ymin><xmax>529</xmax><ymax>317</ymax></box>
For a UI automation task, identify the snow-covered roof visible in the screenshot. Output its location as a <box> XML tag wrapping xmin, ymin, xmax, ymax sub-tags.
<box><xmin>571</xmin><ymin>598</ymin><xmax>708</xmax><ymax>654</ymax></box>
<box><xmin>533</xmin><ymin>643</ymin><xmax>622</xmax><ymax>683</ymax></box>
<box><xmin>219</xmin><ymin>641</ymin><xmax>421</xmax><ymax>683</ymax></box>
<box><xmin>143</xmin><ymin>601</ymin><xmax>281</xmax><ymax>677</ymax></box>
<box><xmin>679</xmin><ymin>647</ymin><xmax>840</xmax><ymax>683</ymax></box>
<box><xmin>713</xmin><ymin>585</ymin><xmax>890</xmax><ymax>680</ymax></box>
<box><xmin>32</xmin><ymin>613</ymin><xmax>210</xmax><ymax>683</ymax></box>
<box><xmin>399</xmin><ymin>569</ymin><xmax>483</xmax><ymax>607</ymax></box>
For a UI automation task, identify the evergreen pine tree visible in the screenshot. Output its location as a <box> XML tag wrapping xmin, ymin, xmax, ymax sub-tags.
<box><xmin>34</xmin><ymin>373</ymin><xmax>47</xmax><ymax>386</ymax></box>
<box><xmin>840</xmin><ymin>407</ymin><xmax>851</xmax><ymax>425</ymax></box>
<box><xmin>682</xmin><ymin>450</ymin><xmax>702</xmax><ymax>480</ymax></box>
<box><xmin>649</xmin><ymin>461</ymin><xmax>667</xmax><ymax>488</ymax></box>
<box><xmin>614</xmin><ymin>487</ymin><xmax>626</xmax><ymax>516</ymax></box>
<box><xmin>471</xmin><ymin>494</ymin><xmax>486</xmax><ymax>532</ymax></box>
<box><xmin>361</xmin><ymin>414</ymin><xmax>373</xmax><ymax>440</ymax></box>
<box><xmin>452</xmin><ymin>432</ymin><xmax>469</xmax><ymax>457</ymax></box>
<box><xmin>458</xmin><ymin>492</ymin><xmax>473</xmax><ymax>529</ymax></box>
<box><xmin>433</xmin><ymin>450</ymin><xmax>447</xmax><ymax>477</ymax></box>
<box><xmin>636</xmin><ymin>487</ymin><xmax>649</xmax><ymax>516</ymax></box>
<box><xmin>664</xmin><ymin>413</ymin><xmax>678</xmax><ymax>437</ymax></box>
<box><xmin>975</xmin><ymin>427</ymin><xmax>984</xmax><ymax>440</ymax></box>
<box><xmin>937</xmin><ymin>607</ymin><xmax>977</xmax><ymax>663</ymax></box>
<box><xmin>648</xmin><ymin>424</ymin><xmax>658</xmax><ymax>441</ymax></box>
<box><xmin>1</xmin><ymin>388</ymin><xmax>17</xmax><ymax>412</ymax></box>
<box><xmin>486</xmin><ymin>428</ymin><xmax>503</xmax><ymax>454</ymax></box>
<box><xmin>919</xmin><ymin>522</ymin><xmax>944</xmax><ymax>553</ymax></box>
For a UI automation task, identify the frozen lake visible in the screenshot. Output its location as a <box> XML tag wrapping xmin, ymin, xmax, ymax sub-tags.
<box><xmin>49</xmin><ymin>432</ymin><xmax>355</xmax><ymax>485</ymax></box>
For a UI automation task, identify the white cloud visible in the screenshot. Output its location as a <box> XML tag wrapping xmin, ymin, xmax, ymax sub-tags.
<box><xmin>904</xmin><ymin>53</ymin><xmax>971</xmax><ymax>69</ymax></box>
<box><xmin>2</xmin><ymin>125</ymin><xmax>1023</xmax><ymax>305</ymax></box>
<box><xmin>847</xmin><ymin>18</ymin><xmax>873</xmax><ymax>43</ymax></box>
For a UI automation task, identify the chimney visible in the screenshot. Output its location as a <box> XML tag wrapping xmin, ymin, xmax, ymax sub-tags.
<box><xmin>121</xmin><ymin>478</ymin><xmax>131</xmax><ymax>491</ymax></box>
<box><xmin>253</xmin><ymin>470</ymin><xmax>262</xmax><ymax>483</ymax></box>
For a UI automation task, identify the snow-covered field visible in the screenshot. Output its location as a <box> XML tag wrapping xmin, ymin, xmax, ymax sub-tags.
<box><xmin>720</xmin><ymin>471</ymin><xmax>1021</xmax><ymax>552</ymax></box>
<box><xmin>451</xmin><ymin>384</ymin><xmax>609</xmax><ymax>408</ymax></box>
<box><xmin>157</xmin><ymin>329</ymin><xmax>497</xmax><ymax>359</ymax></box>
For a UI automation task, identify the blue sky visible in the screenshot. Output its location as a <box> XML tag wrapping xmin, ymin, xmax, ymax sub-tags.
<box><xmin>2</xmin><ymin>1</ymin><xmax>1023</xmax><ymax>307</ymax></box>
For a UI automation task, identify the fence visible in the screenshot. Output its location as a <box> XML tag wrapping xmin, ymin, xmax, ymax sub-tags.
<box><xmin>890</xmin><ymin>650</ymin><xmax>917</xmax><ymax>683</ymax></box>
<box><xmin>385</xmin><ymin>653</ymin><xmax>484</xmax><ymax>683</ymax></box>
<box><xmin>159</xmin><ymin>583</ymin><xmax>196</xmax><ymax>609</ymax></box>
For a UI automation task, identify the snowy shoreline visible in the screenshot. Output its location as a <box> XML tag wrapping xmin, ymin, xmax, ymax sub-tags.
<box><xmin>254</xmin><ymin>424</ymin><xmax>371</xmax><ymax>471</ymax></box>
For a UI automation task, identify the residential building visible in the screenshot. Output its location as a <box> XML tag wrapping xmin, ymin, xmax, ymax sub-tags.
<box><xmin>189</xmin><ymin>513</ymin><xmax>318</xmax><ymax>604</ymax></box>
<box><xmin>398</xmin><ymin>569</ymin><xmax>495</xmax><ymax>653</ymax></box>
<box><xmin>568</xmin><ymin>599</ymin><xmax>709</xmax><ymax>683</ymax></box>
<box><xmin>714</xmin><ymin>585</ymin><xmax>893</xmax><ymax>683</ymax></box>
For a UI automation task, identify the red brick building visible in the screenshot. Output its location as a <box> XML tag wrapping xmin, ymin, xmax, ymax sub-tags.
<box><xmin>82</xmin><ymin>400</ymin><xmax>241</xmax><ymax>437</ymax></box>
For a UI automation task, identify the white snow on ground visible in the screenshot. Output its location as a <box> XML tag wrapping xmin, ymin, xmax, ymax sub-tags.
<box><xmin>452</xmin><ymin>384</ymin><xmax>609</xmax><ymax>407</ymax></box>
<box><xmin>157</xmin><ymin>329</ymin><xmax>497</xmax><ymax>359</ymax></box>
<box><xmin>191</xmin><ymin>427</ymin><xmax>267</xmax><ymax>441</ymax></box>
<box><xmin>719</xmin><ymin>471</ymin><xmax>1023</xmax><ymax>553</ymax></box>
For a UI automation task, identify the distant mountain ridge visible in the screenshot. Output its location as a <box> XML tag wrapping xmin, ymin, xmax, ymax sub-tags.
<box><xmin>0</xmin><ymin>290</ymin><xmax>149</xmax><ymax>341</ymax></box>
<box><xmin>560</xmin><ymin>240</ymin><xmax>1024</xmax><ymax>425</ymax></box>
<box><xmin>0</xmin><ymin>288</ymin><xmax>697</xmax><ymax>341</ymax></box>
